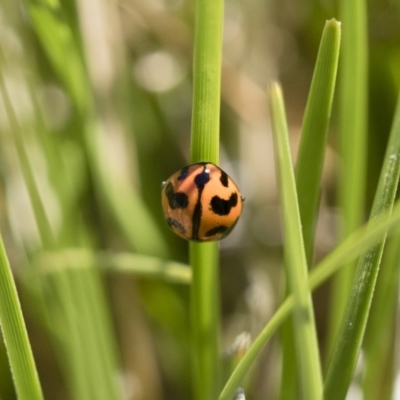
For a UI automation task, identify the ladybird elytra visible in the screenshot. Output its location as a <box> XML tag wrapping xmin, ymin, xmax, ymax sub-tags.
<box><xmin>161</xmin><ymin>162</ymin><xmax>243</xmax><ymax>241</ymax></box>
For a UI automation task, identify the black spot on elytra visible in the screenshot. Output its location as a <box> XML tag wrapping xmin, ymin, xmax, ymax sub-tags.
<box><xmin>220</xmin><ymin>170</ymin><xmax>229</xmax><ymax>187</ymax></box>
<box><xmin>210</xmin><ymin>192</ymin><xmax>238</xmax><ymax>215</ymax></box>
<box><xmin>206</xmin><ymin>217</ymin><xmax>239</xmax><ymax>238</ymax></box>
<box><xmin>191</xmin><ymin>166</ymin><xmax>210</xmax><ymax>239</ymax></box>
<box><xmin>205</xmin><ymin>225</ymin><xmax>229</xmax><ymax>237</ymax></box>
<box><xmin>165</xmin><ymin>182</ymin><xmax>189</xmax><ymax>209</ymax></box>
<box><xmin>194</xmin><ymin>170</ymin><xmax>210</xmax><ymax>188</ymax></box>
<box><xmin>167</xmin><ymin>218</ymin><xmax>186</xmax><ymax>234</ymax></box>
<box><xmin>177</xmin><ymin>166</ymin><xmax>190</xmax><ymax>181</ymax></box>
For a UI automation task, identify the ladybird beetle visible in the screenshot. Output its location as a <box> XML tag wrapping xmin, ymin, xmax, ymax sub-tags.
<box><xmin>161</xmin><ymin>162</ymin><xmax>243</xmax><ymax>241</ymax></box>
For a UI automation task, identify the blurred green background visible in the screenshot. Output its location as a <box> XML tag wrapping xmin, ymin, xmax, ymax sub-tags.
<box><xmin>0</xmin><ymin>0</ymin><xmax>399</xmax><ymax>399</ymax></box>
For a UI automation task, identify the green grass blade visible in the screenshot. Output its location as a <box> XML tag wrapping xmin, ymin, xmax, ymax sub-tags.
<box><xmin>0</xmin><ymin>56</ymin><xmax>55</xmax><ymax>249</ymax></box>
<box><xmin>219</xmin><ymin>298</ymin><xmax>293</xmax><ymax>400</ymax></box>
<box><xmin>83</xmin><ymin>118</ymin><xmax>170</xmax><ymax>258</ymax></box>
<box><xmin>219</xmin><ymin>198</ymin><xmax>400</xmax><ymax>400</ymax></box>
<box><xmin>47</xmin><ymin>266</ymin><xmax>122</xmax><ymax>400</ymax></box>
<box><xmin>278</xmin><ymin>320</ymin><xmax>297</xmax><ymax>400</ymax></box>
<box><xmin>190</xmin><ymin>1</ymin><xmax>223</xmax><ymax>165</ymax></box>
<box><xmin>280</xmin><ymin>20</ymin><xmax>341</xmax><ymax>399</ymax></box>
<box><xmin>329</xmin><ymin>0</ymin><xmax>368</xmax><ymax>347</ymax></box>
<box><xmin>71</xmin><ymin>268</ymin><xmax>121</xmax><ymax>400</ymax></box>
<box><xmin>48</xmin><ymin>270</ymin><xmax>93</xmax><ymax>400</ymax></box>
<box><xmin>27</xmin><ymin>0</ymin><xmax>89</xmax><ymax>113</ymax></box>
<box><xmin>0</xmin><ymin>234</ymin><xmax>44</xmax><ymax>400</ymax></box>
<box><xmin>324</xmin><ymin>89</ymin><xmax>400</xmax><ymax>400</ymax></box>
<box><xmin>296</xmin><ymin>19</ymin><xmax>341</xmax><ymax>263</ymax></box>
<box><xmin>37</xmin><ymin>250</ymin><xmax>191</xmax><ymax>284</ymax></box>
<box><xmin>27</xmin><ymin>0</ymin><xmax>169</xmax><ymax>258</ymax></box>
<box><xmin>269</xmin><ymin>82</ymin><xmax>323</xmax><ymax>399</ymax></box>
<box><xmin>190</xmin><ymin>243</ymin><xmax>220</xmax><ymax>400</ymax></box>
<box><xmin>337</xmin><ymin>0</ymin><xmax>368</xmax><ymax>237</ymax></box>
<box><xmin>189</xmin><ymin>0</ymin><xmax>224</xmax><ymax>398</ymax></box>
<box><xmin>362</xmin><ymin>233</ymin><xmax>400</xmax><ymax>400</ymax></box>
<box><xmin>309</xmin><ymin>204</ymin><xmax>400</xmax><ymax>290</ymax></box>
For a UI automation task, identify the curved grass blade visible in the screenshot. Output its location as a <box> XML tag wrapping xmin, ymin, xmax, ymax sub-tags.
<box><xmin>36</xmin><ymin>250</ymin><xmax>191</xmax><ymax>284</ymax></box>
<box><xmin>281</xmin><ymin>19</ymin><xmax>341</xmax><ymax>399</ymax></box>
<box><xmin>362</xmin><ymin>233</ymin><xmax>400</xmax><ymax>400</ymax></box>
<box><xmin>324</xmin><ymin>89</ymin><xmax>400</xmax><ymax>400</ymax></box>
<box><xmin>269</xmin><ymin>82</ymin><xmax>323</xmax><ymax>400</ymax></box>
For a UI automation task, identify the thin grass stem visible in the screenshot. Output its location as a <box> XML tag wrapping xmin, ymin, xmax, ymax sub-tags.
<box><xmin>328</xmin><ymin>0</ymin><xmax>368</xmax><ymax>350</ymax></box>
<box><xmin>189</xmin><ymin>0</ymin><xmax>224</xmax><ymax>398</ymax></box>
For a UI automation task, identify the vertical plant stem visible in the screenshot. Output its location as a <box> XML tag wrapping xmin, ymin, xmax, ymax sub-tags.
<box><xmin>189</xmin><ymin>0</ymin><xmax>224</xmax><ymax>398</ymax></box>
<box><xmin>269</xmin><ymin>83</ymin><xmax>323</xmax><ymax>400</ymax></box>
<box><xmin>190</xmin><ymin>243</ymin><xmax>220</xmax><ymax>400</ymax></box>
<box><xmin>329</xmin><ymin>0</ymin><xmax>368</xmax><ymax>348</ymax></box>
<box><xmin>338</xmin><ymin>0</ymin><xmax>368</xmax><ymax>236</ymax></box>
<box><xmin>190</xmin><ymin>0</ymin><xmax>223</xmax><ymax>164</ymax></box>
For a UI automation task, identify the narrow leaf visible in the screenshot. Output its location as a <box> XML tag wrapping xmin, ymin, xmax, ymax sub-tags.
<box><xmin>269</xmin><ymin>82</ymin><xmax>323</xmax><ymax>399</ymax></box>
<box><xmin>37</xmin><ymin>250</ymin><xmax>191</xmax><ymax>284</ymax></box>
<box><xmin>0</xmin><ymin>234</ymin><xmax>44</xmax><ymax>400</ymax></box>
<box><xmin>280</xmin><ymin>20</ymin><xmax>341</xmax><ymax>399</ymax></box>
<box><xmin>324</xmin><ymin>89</ymin><xmax>400</xmax><ymax>400</ymax></box>
<box><xmin>296</xmin><ymin>19</ymin><xmax>341</xmax><ymax>262</ymax></box>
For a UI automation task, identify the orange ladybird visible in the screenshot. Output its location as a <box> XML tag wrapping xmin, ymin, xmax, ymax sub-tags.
<box><xmin>161</xmin><ymin>162</ymin><xmax>244</xmax><ymax>241</ymax></box>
